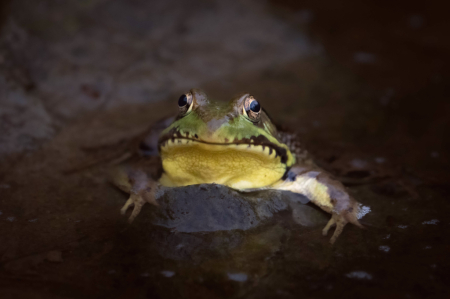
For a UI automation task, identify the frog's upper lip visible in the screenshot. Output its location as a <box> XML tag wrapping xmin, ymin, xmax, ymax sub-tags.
<box><xmin>158</xmin><ymin>135</ymin><xmax>288</xmax><ymax>164</ymax></box>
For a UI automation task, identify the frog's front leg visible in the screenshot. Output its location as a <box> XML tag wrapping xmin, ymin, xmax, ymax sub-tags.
<box><xmin>111</xmin><ymin>165</ymin><xmax>159</xmax><ymax>222</ymax></box>
<box><xmin>274</xmin><ymin>166</ymin><xmax>364</xmax><ymax>244</ymax></box>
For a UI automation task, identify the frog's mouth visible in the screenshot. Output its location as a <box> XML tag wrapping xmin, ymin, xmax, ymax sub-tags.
<box><xmin>158</xmin><ymin>136</ymin><xmax>288</xmax><ymax>189</ymax></box>
<box><xmin>158</xmin><ymin>136</ymin><xmax>288</xmax><ymax>164</ymax></box>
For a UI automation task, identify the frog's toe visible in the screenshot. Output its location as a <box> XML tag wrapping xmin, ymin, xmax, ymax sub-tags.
<box><xmin>323</xmin><ymin>210</ymin><xmax>364</xmax><ymax>244</ymax></box>
<box><xmin>128</xmin><ymin>198</ymin><xmax>144</xmax><ymax>223</ymax></box>
<box><xmin>120</xmin><ymin>193</ymin><xmax>145</xmax><ymax>223</ymax></box>
<box><xmin>329</xmin><ymin>216</ymin><xmax>347</xmax><ymax>244</ymax></box>
<box><xmin>322</xmin><ymin>214</ymin><xmax>348</xmax><ymax>244</ymax></box>
<box><xmin>322</xmin><ymin>216</ymin><xmax>337</xmax><ymax>236</ymax></box>
<box><xmin>120</xmin><ymin>196</ymin><xmax>132</xmax><ymax>215</ymax></box>
<box><xmin>120</xmin><ymin>183</ymin><xmax>159</xmax><ymax>222</ymax></box>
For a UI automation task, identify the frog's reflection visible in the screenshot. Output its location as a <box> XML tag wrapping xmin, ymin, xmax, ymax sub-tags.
<box><xmin>123</xmin><ymin>184</ymin><xmax>327</xmax><ymax>262</ymax></box>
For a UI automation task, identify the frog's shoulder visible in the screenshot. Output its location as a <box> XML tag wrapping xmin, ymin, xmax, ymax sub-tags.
<box><xmin>275</xmin><ymin>124</ymin><xmax>312</xmax><ymax>165</ymax></box>
<box><xmin>137</xmin><ymin>116</ymin><xmax>175</xmax><ymax>157</ymax></box>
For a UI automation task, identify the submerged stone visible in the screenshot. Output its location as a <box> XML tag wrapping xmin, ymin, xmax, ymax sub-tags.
<box><xmin>150</xmin><ymin>184</ymin><xmax>311</xmax><ymax>232</ymax></box>
<box><xmin>291</xmin><ymin>202</ymin><xmax>328</xmax><ymax>227</ymax></box>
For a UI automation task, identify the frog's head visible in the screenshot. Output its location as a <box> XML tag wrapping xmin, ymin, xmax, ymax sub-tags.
<box><xmin>158</xmin><ymin>89</ymin><xmax>296</xmax><ymax>189</ymax></box>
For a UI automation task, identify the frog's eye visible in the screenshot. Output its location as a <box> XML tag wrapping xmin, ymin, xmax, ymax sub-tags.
<box><xmin>249</xmin><ymin>100</ymin><xmax>260</xmax><ymax>113</ymax></box>
<box><xmin>243</xmin><ymin>96</ymin><xmax>261</xmax><ymax>122</ymax></box>
<box><xmin>178</xmin><ymin>93</ymin><xmax>193</xmax><ymax>114</ymax></box>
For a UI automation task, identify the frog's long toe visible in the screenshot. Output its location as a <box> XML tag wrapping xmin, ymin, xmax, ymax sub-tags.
<box><xmin>322</xmin><ymin>213</ymin><xmax>347</xmax><ymax>244</ymax></box>
<box><xmin>120</xmin><ymin>193</ymin><xmax>145</xmax><ymax>223</ymax></box>
<box><xmin>120</xmin><ymin>181</ymin><xmax>159</xmax><ymax>222</ymax></box>
<box><xmin>323</xmin><ymin>210</ymin><xmax>364</xmax><ymax>244</ymax></box>
<box><xmin>120</xmin><ymin>197</ymin><xmax>133</xmax><ymax>215</ymax></box>
<box><xmin>322</xmin><ymin>215</ymin><xmax>337</xmax><ymax>236</ymax></box>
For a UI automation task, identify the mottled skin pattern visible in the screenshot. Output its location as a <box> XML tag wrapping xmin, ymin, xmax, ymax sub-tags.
<box><xmin>113</xmin><ymin>89</ymin><xmax>363</xmax><ymax>244</ymax></box>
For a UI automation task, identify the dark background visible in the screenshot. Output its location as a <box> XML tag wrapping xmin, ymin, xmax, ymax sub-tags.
<box><xmin>0</xmin><ymin>0</ymin><xmax>449</xmax><ymax>298</ymax></box>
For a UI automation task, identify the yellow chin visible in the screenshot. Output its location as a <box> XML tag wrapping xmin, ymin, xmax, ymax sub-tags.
<box><xmin>159</xmin><ymin>139</ymin><xmax>286</xmax><ymax>190</ymax></box>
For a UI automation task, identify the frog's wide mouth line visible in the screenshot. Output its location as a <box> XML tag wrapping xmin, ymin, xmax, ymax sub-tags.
<box><xmin>159</xmin><ymin>137</ymin><xmax>284</xmax><ymax>160</ymax></box>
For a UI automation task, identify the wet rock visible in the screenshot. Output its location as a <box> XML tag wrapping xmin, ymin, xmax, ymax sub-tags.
<box><xmin>290</xmin><ymin>203</ymin><xmax>328</xmax><ymax>227</ymax></box>
<box><xmin>151</xmin><ymin>184</ymin><xmax>309</xmax><ymax>232</ymax></box>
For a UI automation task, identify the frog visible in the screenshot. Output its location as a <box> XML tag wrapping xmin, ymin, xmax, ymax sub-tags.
<box><xmin>113</xmin><ymin>88</ymin><xmax>364</xmax><ymax>244</ymax></box>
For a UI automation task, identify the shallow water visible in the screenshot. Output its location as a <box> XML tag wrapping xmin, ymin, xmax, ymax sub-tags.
<box><xmin>1</xmin><ymin>101</ymin><xmax>448</xmax><ymax>298</ymax></box>
<box><xmin>1</xmin><ymin>0</ymin><xmax>449</xmax><ymax>298</ymax></box>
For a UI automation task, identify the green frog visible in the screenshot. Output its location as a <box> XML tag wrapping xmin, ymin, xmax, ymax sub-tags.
<box><xmin>113</xmin><ymin>89</ymin><xmax>363</xmax><ymax>244</ymax></box>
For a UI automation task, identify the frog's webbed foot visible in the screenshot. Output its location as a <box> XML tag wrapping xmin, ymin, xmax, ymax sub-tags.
<box><xmin>121</xmin><ymin>193</ymin><xmax>143</xmax><ymax>222</ymax></box>
<box><xmin>275</xmin><ymin>166</ymin><xmax>364</xmax><ymax>244</ymax></box>
<box><xmin>121</xmin><ymin>193</ymin><xmax>145</xmax><ymax>223</ymax></box>
<box><xmin>322</xmin><ymin>214</ymin><xmax>337</xmax><ymax>237</ymax></box>
<box><xmin>112</xmin><ymin>166</ymin><xmax>159</xmax><ymax>222</ymax></box>
<box><xmin>120</xmin><ymin>183</ymin><xmax>159</xmax><ymax>222</ymax></box>
<box><xmin>322</xmin><ymin>212</ymin><xmax>362</xmax><ymax>244</ymax></box>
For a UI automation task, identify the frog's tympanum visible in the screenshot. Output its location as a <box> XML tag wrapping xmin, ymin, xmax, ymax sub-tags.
<box><xmin>114</xmin><ymin>89</ymin><xmax>363</xmax><ymax>244</ymax></box>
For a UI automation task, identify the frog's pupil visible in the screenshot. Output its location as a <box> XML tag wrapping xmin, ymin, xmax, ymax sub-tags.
<box><xmin>250</xmin><ymin>100</ymin><xmax>260</xmax><ymax>113</ymax></box>
<box><xmin>178</xmin><ymin>94</ymin><xmax>188</xmax><ymax>107</ymax></box>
